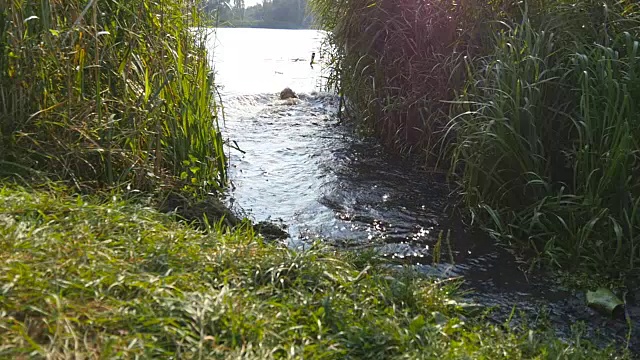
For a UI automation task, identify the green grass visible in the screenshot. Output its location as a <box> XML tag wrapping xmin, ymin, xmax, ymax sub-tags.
<box><xmin>1</xmin><ymin>0</ymin><xmax>226</xmax><ymax>193</ymax></box>
<box><xmin>0</xmin><ymin>185</ymin><xmax>625</xmax><ymax>358</ymax></box>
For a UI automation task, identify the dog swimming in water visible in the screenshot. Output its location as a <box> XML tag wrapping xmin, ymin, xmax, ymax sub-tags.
<box><xmin>280</xmin><ymin>87</ymin><xmax>297</xmax><ymax>100</ymax></box>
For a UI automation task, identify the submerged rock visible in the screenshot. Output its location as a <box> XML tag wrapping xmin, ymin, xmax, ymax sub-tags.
<box><xmin>158</xmin><ymin>192</ymin><xmax>289</xmax><ymax>241</ymax></box>
<box><xmin>158</xmin><ymin>192</ymin><xmax>241</xmax><ymax>228</ymax></box>
<box><xmin>280</xmin><ymin>87</ymin><xmax>297</xmax><ymax>100</ymax></box>
<box><xmin>254</xmin><ymin>221</ymin><xmax>289</xmax><ymax>241</ymax></box>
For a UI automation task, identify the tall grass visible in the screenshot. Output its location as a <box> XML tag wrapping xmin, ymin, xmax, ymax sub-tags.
<box><xmin>312</xmin><ymin>0</ymin><xmax>640</xmax><ymax>274</ymax></box>
<box><xmin>311</xmin><ymin>0</ymin><xmax>491</xmax><ymax>159</ymax></box>
<box><xmin>451</xmin><ymin>2</ymin><xmax>640</xmax><ymax>273</ymax></box>
<box><xmin>0</xmin><ymin>0</ymin><xmax>226</xmax><ymax>192</ymax></box>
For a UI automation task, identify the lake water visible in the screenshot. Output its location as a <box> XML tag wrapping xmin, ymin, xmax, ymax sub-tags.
<box><xmin>210</xmin><ymin>28</ymin><xmax>325</xmax><ymax>95</ymax></box>
<box><xmin>207</xmin><ymin>27</ymin><xmax>638</xmax><ymax>352</ymax></box>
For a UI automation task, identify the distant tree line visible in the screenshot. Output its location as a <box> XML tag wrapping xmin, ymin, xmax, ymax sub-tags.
<box><xmin>204</xmin><ymin>0</ymin><xmax>314</xmax><ymax>29</ymax></box>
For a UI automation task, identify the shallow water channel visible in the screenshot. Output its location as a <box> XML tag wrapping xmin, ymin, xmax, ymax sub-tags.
<box><xmin>209</xmin><ymin>28</ymin><xmax>638</xmax><ymax>353</ymax></box>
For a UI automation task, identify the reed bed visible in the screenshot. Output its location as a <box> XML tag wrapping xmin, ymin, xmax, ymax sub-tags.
<box><xmin>0</xmin><ymin>0</ymin><xmax>226</xmax><ymax>192</ymax></box>
<box><xmin>312</xmin><ymin>0</ymin><xmax>489</xmax><ymax>158</ymax></box>
<box><xmin>451</xmin><ymin>1</ymin><xmax>640</xmax><ymax>274</ymax></box>
<box><xmin>312</xmin><ymin>0</ymin><xmax>640</xmax><ymax>275</ymax></box>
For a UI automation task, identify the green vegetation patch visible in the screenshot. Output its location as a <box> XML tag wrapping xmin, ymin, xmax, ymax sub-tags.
<box><xmin>1</xmin><ymin>0</ymin><xmax>226</xmax><ymax>192</ymax></box>
<box><xmin>311</xmin><ymin>0</ymin><xmax>640</xmax><ymax>277</ymax></box>
<box><xmin>0</xmin><ymin>186</ymin><xmax>623</xmax><ymax>358</ymax></box>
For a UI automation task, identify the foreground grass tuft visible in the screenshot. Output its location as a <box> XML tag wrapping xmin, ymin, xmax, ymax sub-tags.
<box><xmin>0</xmin><ymin>186</ymin><xmax>623</xmax><ymax>358</ymax></box>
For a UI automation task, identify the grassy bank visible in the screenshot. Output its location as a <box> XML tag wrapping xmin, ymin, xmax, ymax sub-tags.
<box><xmin>311</xmin><ymin>0</ymin><xmax>640</xmax><ymax>277</ymax></box>
<box><xmin>1</xmin><ymin>0</ymin><xmax>226</xmax><ymax>192</ymax></box>
<box><xmin>0</xmin><ymin>185</ymin><xmax>624</xmax><ymax>358</ymax></box>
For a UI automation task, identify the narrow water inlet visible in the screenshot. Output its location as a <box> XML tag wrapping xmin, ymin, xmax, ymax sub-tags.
<box><xmin>210</xmin><ymin>28</ymin><xmax>639</xmax><ymax>353</ymax></box>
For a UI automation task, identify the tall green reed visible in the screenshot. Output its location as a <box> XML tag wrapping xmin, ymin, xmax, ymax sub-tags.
<box><xmin>450</xmin><ymin>16</ymin><xmax>572</xmax><ymax>211</ymax></box>
<box><xmin>0</xmin><ymin>0</ymin><xmax>226</xmax><ymax>192</ymax></box>
<box><xmin>450</xmin><ymin>2</ymin><xmax>640</xmax><ymax>273</ymax></box>
<box><xmin>313</xmin><ymin>0</ymin><xmax>640</xmax><ymax>274</ymax></box>
<box><xmin>310</xmin><ymin>0</ymin><xmax>484</xmax><ymax>159</ymax></box>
